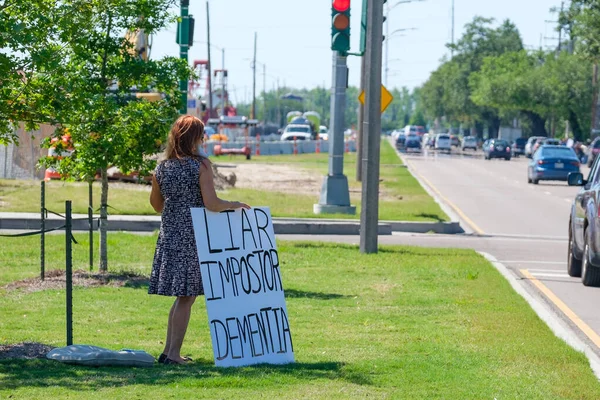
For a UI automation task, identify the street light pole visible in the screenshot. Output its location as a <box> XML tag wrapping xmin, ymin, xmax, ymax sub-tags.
<box><xmin>252</xmin><ymin>32</ymin><xmax>257</xmax><ymax>120</ymax></box>
<box><xmin>361</xmin><ymin>0</ymin><xmax>384</xmax><ymax>253</ymax></box>
<box><xmin>221</xmin><ymin>48</ymin><xmax>225</xmax><ymax>117</ymax></box>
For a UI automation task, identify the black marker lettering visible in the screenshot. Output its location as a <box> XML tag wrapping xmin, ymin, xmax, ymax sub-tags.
<box><xmin>203</xmin><ymin>209</ymin><xmax>222</xmax><ymax>254</ymax></box>
<box><xmin>210</xmin><ymin>320</ymin><xmax>229</xmax><ymax>360</ymax></box>
<box><xmin>201</xmin><ymin>261</ymin><xmax>221</xmax><ymax>301</ymax></box>
<box><xmin>223</xmin><ymin>210</ymin><xmax>240</xmax><ymax>251</ymax></box>
<box><xmin>226</xmin><ymin>317</ymin><xmax>242</xmax><ymax>359</ymax></box>
<box><xmin>253</xmin><ymin>208</ymin><xmax>274</xmax><ymax>247</ymax></box>
<box><xmin>270</xmin><ymin>249</ymin><xmax>283</xmax><ymax>291</ymax></box>
<box><xmin>240</xmin><ymin>256</ymin><xmax>252</xmax><ymax>294</ymax></box>
<box><xmin>246</xmin><ymin>253</ymin><xmax>262</xmax><ymax>294</ymax></box>
<box><xmin>241</xmin><ymin>208</ymin><xmax>258</xmax><ymax>250</ymax></box>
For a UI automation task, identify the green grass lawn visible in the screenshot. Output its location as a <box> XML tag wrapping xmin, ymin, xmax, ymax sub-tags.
<box><xmin>1</xmin><ymin>233</ymin><xmax>599</xmax><ymax>399</ymax></box>
<box><xmin>0</xmin><ymin>140</ymin><xmax>447</xmax><ymax>222</ymax></box>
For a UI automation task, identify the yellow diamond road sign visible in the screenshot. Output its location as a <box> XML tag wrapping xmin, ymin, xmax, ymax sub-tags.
<box><xmin>359</xmin><ymin>85</ymin><xmax>393</xmax><ymax>114</ymax></box>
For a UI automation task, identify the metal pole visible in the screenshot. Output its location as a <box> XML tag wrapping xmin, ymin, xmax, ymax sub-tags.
<box><xmin>179</xmin><ymin>0</ymin><xmax>190</xmax><ymax>114</ymax></box>
<box><xmin>356</xmin><ymin>55</ymin><xmax>366</xmax><ymax>182</ymax></box>
<box><xmin>361</xmin><ymin>0</ymin><xmax>384</xmax><ymax>254</ymax></box>
<box><xmin>263</xmin><ymin>64</ymin><xmax>267</xmax><ymax>126</ymax></box>
<box><xmin>451</xmin><ymin>0</ymin><xmax>455</xmax><ymax>57</ymax></box>
<box><xmin>252</xmin><ymin>32</ymin><xmax>257</xmax><ymax>119</ymax></box>
<box><xmin>40</xmin><ymin>181</ymin><xmax>45</xmax><ymax>281</ymax></box>
<box><xmin>314</xmin><ymin>52</ymin><xmax>355</xmax><ymax>215</ymax></box>
<box><xmin>385</xmin><ymin>2</ymin><xmax>389</xmax><ymax>87</ymax></box>
<box><xmin>65</xmin><ymin>200</ymin><xmax>73</xmax><ymax>346</ymax></box>
<box><xmin>221</xmin><ymin>48</ymin><xmax>226</xmax><ymax>117</ymax></box>
<box><xmin>206</xmin><ymin>1</ymin><xmax>213</xmax><ymax>119</ymax></box>
<box><xmin>88</xmin><ymin>181</ymin><xmax>93</xmax><ymax>271</ymax></box>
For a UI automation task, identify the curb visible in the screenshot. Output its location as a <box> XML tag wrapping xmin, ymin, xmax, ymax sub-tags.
<box><xmin>0</xmin><ymin>213</ymin><xmax>459</xmax><ymax>236</ymax></box>
<box><xmin>479</xmin><ymin>251</ymin><xmax>600</xmax><ymax>380</ymax></box>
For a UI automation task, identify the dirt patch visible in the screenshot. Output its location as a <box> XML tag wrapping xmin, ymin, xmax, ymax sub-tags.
<box><xmin>219</xmin><ymin>163</ymin><xmax>322</xmax><ymax>196</ymax></box>
<box><xmin>4</xmin><ymin>270</ymin><xmax>149</xmax><ymax>293</ymax></box>
<box><xmin>0</xmin><ymin>342</ymin><xmax>55</xmax><ymax>360</ymax></box>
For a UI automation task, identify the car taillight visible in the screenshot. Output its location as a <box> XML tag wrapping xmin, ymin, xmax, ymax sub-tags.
<box><xmin>570</xmin><ymin>161</ymin><xmax>580</xmax><ymax>167</ymax></box>
<box><xmin>490</xmin><ymin>145</ymin><xmax>494</xmax><ymax>150</ymax></box>
<box><xmin>538</xmin><ymin>160</ymin><xmax>547</xmax><ymax>165</ymax></box>
<box><xmin>506</xmin><ymin>147</ymin><xmax>510</xmax><ymax>152</ymax></box>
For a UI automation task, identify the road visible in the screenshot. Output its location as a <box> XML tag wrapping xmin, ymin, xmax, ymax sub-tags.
<box><xmin>281</xmin><ymin>145</ymin><xmax>600</xmax><ymax>358</ymax></box>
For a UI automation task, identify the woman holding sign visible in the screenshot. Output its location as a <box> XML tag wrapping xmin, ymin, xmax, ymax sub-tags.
<box><xmin>149</xmin><ymin>115</ymin><xmax>250</xmax><ymax>365</ymax></box>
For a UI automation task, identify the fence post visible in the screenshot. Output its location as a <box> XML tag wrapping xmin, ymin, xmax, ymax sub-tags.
<box><xmin>255</xmin><ymin>134</ymin><xmax>261</xmax><ymax>156</ymax></box>
<box><xmin>88</xmin><ymin>181</ymin><xmax>93</xmax><ymax>271</ymax></box>
<box><xmin>40</xmin><ymin>181</ymin><xmax>45</xmax><ymax>281</ymax></box>
<box><xmin>65</xmin><ymin>200</ymin><xmax>73</xmax><ymax>346</ymax></box>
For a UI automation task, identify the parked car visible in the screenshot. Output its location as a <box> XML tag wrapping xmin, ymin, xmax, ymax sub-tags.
<box><xmin>450</xmin><ymin>135</ymin><xmax>460</xmax><ymax>147</ymax></box>
<box><xmin>483</xmin><ymin>139</ymin><xmax>511</xmax><ymax>160</ymax></box>
<box><xmin>587</xmin><ymin>137</ymin><xmax>600</xmax><ymax>167</ymax></box>
<box><xmin>318</xmin><ymin>125</ymin><xmax>329</xmax><ymax>141</ymax></box>
<box><xmin>511</xmin><ymin>137</ymin><xmax>527</xmax><ymax>157</ymax></box>
<box><xmin>435</xmin><ymin>134</ymin><xmax>451</xmax><ymax>152</ymax></box>
<box><xmin>395</xmin><ymin>134</ymin><xmax>407</xmax><ymax>150</ymax></box>
<box><xmin>567</xmin><ymin>156</ymin><xmax>600</xmax><ymax>286</ymax></box>
<box><xmin>461</xmin><ymin>136</ymin><xmax>477</xmax><ymax>151</ymax></box>
<box><xmin>528</xmin><ymin>145</ymin><xmax>580</xmax><ymax>184</ymax></box>
<box><xmin>281</xmin><ymin>124</ymin><xmax>313</xmax><ymax>141</ymax></box>
<box><xmin>525</xmin><ymin>136</ymin><xmax>544</xmax><ymax>158</ymax></box>
<box><xmin>405</xmin><ymin>134</ymin><xmax>422</xmax><ymax>152</ymax></box>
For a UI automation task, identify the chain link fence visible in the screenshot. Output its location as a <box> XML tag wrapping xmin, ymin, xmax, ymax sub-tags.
<box><xmin>0</xmin><ymin>124</ymin><xmax>55</xmax><ymax>180</ymax></box>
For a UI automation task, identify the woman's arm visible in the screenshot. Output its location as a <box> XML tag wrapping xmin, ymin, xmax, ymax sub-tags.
<box><xmin>150</xmin><ymin>174</ymin><xmax>165</xmax><ymax>213</ymax></box>
<box><xmin>200</xmin><ymin>159</ymin><xmax>250</xmax><ymax>212</ymax></box>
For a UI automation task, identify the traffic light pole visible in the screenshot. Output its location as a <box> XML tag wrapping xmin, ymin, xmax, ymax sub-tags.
<box><xmin>360</xmin><ymin>0</ymin><xmax>384</xmax><ymax>254</ymax></box>
<box><xmin>179</xmin><ymin>0</ymin><xmax>190</xmax><ymax>115</ymax></box>
<box><xmin>314</xmin><ymin>52</ymin><xmax>356</xmax><ymax>215</ymax></box>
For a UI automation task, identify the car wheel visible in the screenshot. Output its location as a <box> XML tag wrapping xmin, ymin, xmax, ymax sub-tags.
<box><xmin>532</xmin><ymin>178</ymin><xmax>539</xmax><ymax>185</ymax></box>
<box><xmin>527</xmin><ymin>175</ymin><xmax>532</xmax><ymax>183</ymax></box>
<box><xmin>582</xmin><ymin>228</ymin><xmax>600</xmax><ymax>286</ymax></box>
<box><xmin>505</xmin><ymin>157</ymin><xmax>511</xmax><ymax>161</ymax></box>
<box><xmin>568</xmin><ymin>224</ymin><xmax>582</xmax><ymax>277</ymax></box>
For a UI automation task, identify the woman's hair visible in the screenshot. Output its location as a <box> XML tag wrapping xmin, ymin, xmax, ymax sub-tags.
<box><xmin>165</xmin><ymin>115</ymin><xmax>205</xmax><ymax>160</ymax></box>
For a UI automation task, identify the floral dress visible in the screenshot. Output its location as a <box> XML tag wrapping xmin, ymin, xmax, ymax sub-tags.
<box><xmin>148</xmin><ymin>157</ymin><xmax>205</xmax><ymax>297</ymax></box>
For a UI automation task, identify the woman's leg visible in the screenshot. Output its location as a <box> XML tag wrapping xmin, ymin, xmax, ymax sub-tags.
<box><xmin>161</xmin><ymin>299</ymin><xmax>177</xmax><ymax>357</ymax></box>
<box><xmin>167</xmin><ymin>295</ymin><xmax>196</xmax><ymax>363</ymax></box>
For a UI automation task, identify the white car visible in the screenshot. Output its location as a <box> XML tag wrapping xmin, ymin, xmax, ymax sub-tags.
<box><xmin>525</xmin><ymin>136</ymin><xmax>544</xmax><ymax>158</ymax></box>
<box><xmin>462</xmin><ymin>136</ymin><xmax>478</xmax><ymax>151</ymax></box>
<box><xmin>319</xmin><ymin>125</ymin><xmax>329</xmax><ymax>141</ymax></box>
<box><xmin>435</xmin><ymin>134</ymin><xmax>452</xmax><ymax>152</ymax></box>
<box><xmin>281</xmin><ymin>124</ymin><xmax>313</xmax><ymax>141</ymax></box>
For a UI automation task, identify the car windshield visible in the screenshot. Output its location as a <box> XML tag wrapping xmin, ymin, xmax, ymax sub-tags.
<box><xmin>438</xmin><ymin>135</ymin><xmax>450</xmax><ymax>140</ymax></box>
<box><xmin>540</xmin><ymin>147</ymin><xmax>576</xmax><ymax>159</ymax></box>
<box><xmin>492</xmin><ymin>140</ymin><xmax>509</xmax><ymax>147</ymax></box>
<box><xmin>464</xmin><ymin>137</ymin><xmax>476</xmax><ymax>142</ymax></box>
<box><xmin>286</xmin><ymin>126</ymin><xmax>310</xmax><ymax>133</ymax></box>
<box><xmin>594</xmin><ymin>141</ymin><xmax>600</xmax><ymax>149</ymax></box>
<box><xmin>515</xmin><ymin>138</ymin><xmax>527</xmax><ymax>145</ymax></box>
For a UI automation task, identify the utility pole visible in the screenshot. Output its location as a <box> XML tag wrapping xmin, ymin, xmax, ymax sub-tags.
<box><xmin>360</xmin><ymin>0</ymin><xmax>384</xmax><ymax>254</ymax></box>
<box><xmin>206</xmin><ymin>1</ymin><xmax>213</xmax><ymax>119</ymax></box>
<box><xmin>557</xmin><ymin>1</ymin><xmax>564</xmax><ymax>54</ymax></box>
<box><xmin>179</xmin><ymin>0</ymin><xmax>190</xmax><ymax>114</ymax></box>
<box><xmin>263</xmin><ymin>64</ymin><xmax>267</xmax><ymax>126</ymax></box>
<box><xmin>221</xmin><ymin>48</ymin><xmax>226</xmax><ymax>117</ymax></box>
<box><xmin>252</xmin><ymin>32</ymin><xmax>257</xmax><ymax>120</ymax></box>
<box><xmin>385</xmin><ymin>1</ymin><xmax>390</xmax><ymax>86</ymax></box>
<box><xmin>451</xmin><ymin>0</ymin><xmax>455</xmax><ymax>57</ymax></box>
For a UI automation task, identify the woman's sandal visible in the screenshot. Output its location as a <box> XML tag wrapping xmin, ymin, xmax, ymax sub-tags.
<box><xmin>158</xmin><ymin>353</ymin><xmax>193</xmax><ymax>364</ymax></box>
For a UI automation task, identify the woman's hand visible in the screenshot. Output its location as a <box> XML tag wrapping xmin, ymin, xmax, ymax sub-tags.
<box><xmin>230</xmin><ymin>201</ymin><xmax>251</xmax><ymax>210</ymax></box>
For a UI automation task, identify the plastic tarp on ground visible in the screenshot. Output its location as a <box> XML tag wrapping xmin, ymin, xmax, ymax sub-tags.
<box><xmin>46</xmin><ymin>345</ymin><xmax>155</xmax><ymax>367</ymax></box>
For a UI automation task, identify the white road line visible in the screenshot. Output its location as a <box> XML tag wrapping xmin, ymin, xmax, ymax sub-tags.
<box><xmin>528</xmin><ymin>268</ymin><xmax>566</xmax><ymax>273</ymax></box>
<box><xmin>545</xmin><ymin>191</ymin><xmax>552</xmax><ymax>195</ymax></box>
<box><xmin>529</xmin><ymin>272</ymin><xmax>572</xmax><ymax>278</ymax></box>
<box><xmin>499</xmin><ymin>261</ymin><xmax>564</xmax><ymax>265</ymax></box>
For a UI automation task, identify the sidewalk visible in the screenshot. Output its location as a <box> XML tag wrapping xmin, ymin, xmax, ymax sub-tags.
<box><xmin>0</xmin><ymin>212</ymin><xmax>463</xmax><ymax>235</ymax></box>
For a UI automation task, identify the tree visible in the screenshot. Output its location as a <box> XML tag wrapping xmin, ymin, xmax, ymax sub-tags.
<box><xmin>421</xmin><ymin>17</ymin><xmax>524</xmax><ymax>137</ymax></box>
<box><xmin>39</xmin><ymin>0</ymin><xmax>191</xmax><ymax>272</ymax></box>
<box><xmin>471</xmin><ymin>50</ymin><xmax>593</xmax><ymax>139</ymax></box>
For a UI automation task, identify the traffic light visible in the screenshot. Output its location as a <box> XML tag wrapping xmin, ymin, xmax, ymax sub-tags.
<box><xmin>331</xmin><ymin>0</ymin><xmax>351</xmax><ymax>53</ymax></box>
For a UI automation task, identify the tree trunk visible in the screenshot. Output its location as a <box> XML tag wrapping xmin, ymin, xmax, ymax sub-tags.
<box><xmin>569</xmin><ymin>110</ymin><xmax>583</xmax><ymax>142</ymax></box>
<box><xmin>99</xmin><ymin>167</ymin><xmax>108</xmax><ymax>272</ymax></box>
<box><xmin>488</xmin><ymin>117</ymin><xmax>501</xmax><ymax>139</ymax></box>
<box><xmin>524</xmin><ymin>111</ymin><xmax>548</xmax><ymax>137</ymax></box>
<box><xmin>474</xmin><ymin>121</ymin><xmax>484</xmax><ymax>138</ymax></box>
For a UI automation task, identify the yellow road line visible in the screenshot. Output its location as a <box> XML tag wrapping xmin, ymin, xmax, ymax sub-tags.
<box><xmin>405</xmin><ymin>159</ymin><xmax>485</xmax><ymax>235</ymax></box>
<box><xmin>521</xmin><ymin>269</ymin><xmax>600</xmax><ymax>348</ymax></box>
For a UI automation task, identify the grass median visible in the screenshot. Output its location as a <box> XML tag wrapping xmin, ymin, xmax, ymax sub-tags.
<box><xmin>0</xmin><ymin>140</ymin><xmax>448</xmax><ymax>222</ymax></box>
<box><xmin>1</xmin><ymin>233</ymin><xmax>599</xmax><ymax>399</ymax></box>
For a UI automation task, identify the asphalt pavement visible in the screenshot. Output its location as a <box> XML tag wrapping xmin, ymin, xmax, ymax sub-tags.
<box><xmin>281</xmin><ymin>145</ymin><xmax>600</xmax><ymax>363</ymax></box>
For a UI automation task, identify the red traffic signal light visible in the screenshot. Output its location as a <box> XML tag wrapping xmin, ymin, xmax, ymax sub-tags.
<box><xmin>332</xmin><ymin>0</ymin><xmax>350</xmax><ymax>12</ymax></box>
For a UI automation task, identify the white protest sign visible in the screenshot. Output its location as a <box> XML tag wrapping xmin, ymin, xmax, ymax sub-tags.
<box><xmin>190</xmin><ymin>207</ymin><xmax>294</xmax><ymax>367</ymax></box>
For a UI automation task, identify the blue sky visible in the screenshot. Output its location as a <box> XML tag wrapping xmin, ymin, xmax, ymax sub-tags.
<box><xmin>151</xmin><ymin>0</ymin><xmax>562</xmax><ymax>104</ymax></box>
